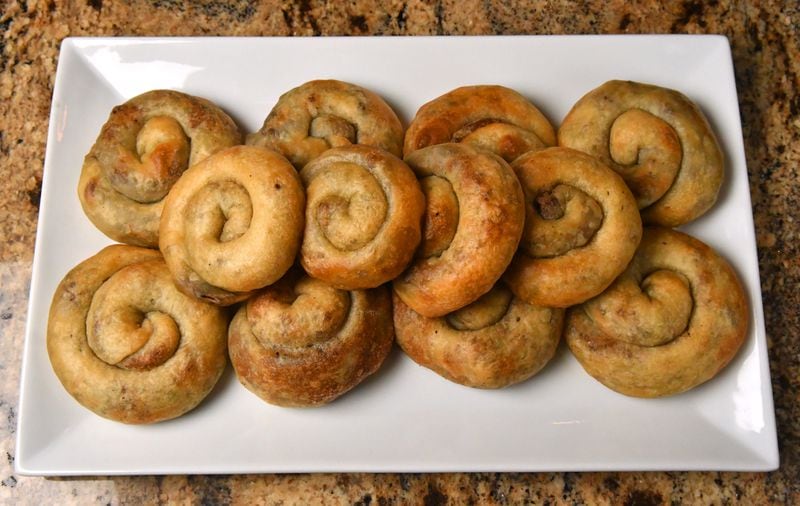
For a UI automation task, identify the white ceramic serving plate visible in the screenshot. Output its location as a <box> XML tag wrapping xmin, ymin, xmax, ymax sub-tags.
<box><xmin>16</xmin><ymin>36</ymin><xmax>778</xmax><ymax>475</ymax></box>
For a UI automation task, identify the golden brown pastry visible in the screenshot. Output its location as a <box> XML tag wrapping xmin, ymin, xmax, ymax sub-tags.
<box><xmin>394</xmin><ymin>143</ymin><xmax>525</xmax><ymax>318</ymax></box>
<box><xmin>558</xmin><ymin>80</ymin><xmax>724</xmax><ymax>226</ymax></box>
<box><xmin>246</xmin><ymin>79</ymin><xmax>404</xmax><ymax>169</ymax></box>
<box><xmin>300</xmin><ymin>145</ymin><xmax>425</xmax><ymax>289</ymax></box>
<box><xmin>228</xmin><ymin>270</ymin><xmax>394</xmax><ymax>407</ymax></box>
<box><xmin>159</xmin><ymin>145</ymin><xmax>305</xmax><ymax>306</ymax></box>
<box><xmin>403</xmin><ymin>85</ymin><xmax>556</xmax><ymax>162</ymax></box>
<box><xmin>47</xmin><ymin>245</ymin><xmax>228</xmax><ymax>424</ymax></box>
<box><xmin>394</xmin><ymin>283</ymin><xmax>563</xmax><ymax>389</ymax></box>
<box><xmin>78</xmin><ymin>90</ymin><xmax>242</xmax><ymax>247</ymax></box>
<box><xmin>565</xmin><ymin>227</ymin><xmax>749</xmax><ymax>398</ymax></box>
<box><xmin>504</xmin><ymin>147</ymin><xmax>642</xmax><ymax>308</ymax></box>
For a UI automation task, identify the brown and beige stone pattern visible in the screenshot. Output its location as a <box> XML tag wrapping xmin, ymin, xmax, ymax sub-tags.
<box><xmin>1</xmin><ymin>0</ymin><xmax>798</xmax><ymax>504</ymax></box>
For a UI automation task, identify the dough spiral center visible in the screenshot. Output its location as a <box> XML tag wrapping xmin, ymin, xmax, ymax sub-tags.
<box><xmin>109</xmin><ymin>116</ymin><xmax>190</xmax><ymax>204</ymax></box>
<box><xmin>586</xmin><ymin>268</ymin><xmax>693</xmax><ymax>347</ymax></box>
<box><xmin>309</xmin><ymin>162</ymin><xmax>388</xmax><ymax>251</ymax></box>
<box><xmin>524</xmin><ymin>184</ymin><xmax>604</xmax><ymax>258</ymax></box>
<box><xmin>247</xmin><ymin>277</ymin><xmax>352</xmax><ymax>349</ymax></box>
<box><xmin>309</xmin><ymin>114</ymin><xmax>357</xmax><ymax>147</ymax></box>
<box><xmin>86</xmin><ymin>263</ymin><xmax>181</xmax><ymax>371</ymax></box>
<box><xmin>609</xmin><ymin>109</ymin><xmax>682</xmax><ymax>209</ymax></box>
<box><xmin>446</xmin><ymin>284</ymin><xmax>514</xmax><ymax>331</ymax></box>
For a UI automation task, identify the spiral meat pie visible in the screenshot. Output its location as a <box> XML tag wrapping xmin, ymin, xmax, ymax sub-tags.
<box><xmin>394</xmin><ymin>283</ymin><xmax>563</xmax><ymax>389</ymax></box>
<box><xmin>47</xmin><ymin>245</ymin><xmax>229</xmax><ymax>424</ymax></box>
<box><xmin>558</xmin><ymin>80</ymin><xmax>724</xmax><ymax>226</ymax></box>
<box><xmin>300</xmin><ymin>145</ymin><xmax>425</xmax><ymax>290</ymax></box>
<box><xmin>159</xmin><ymin>145</ymin><xmax>305</xmax><ymax>306</ymax></box>
<box><xmin>504</xmin><ymin>147</ymin><xmax>642</xmax><ymax>308</ymax></box>
<box><xmin>565</xmin><ymin>227</ymin><xmax>748</xmax><ymax>397</ymax></box>
<box><xmin>247</xmin><ymin>79</ymin><xmax>404</xmax><ymax>169</ymax></box>
<box><xmin>228</xmin><ymin>271</ymin><xmax>394</xmax><ymax>407</ymax></box>
<box><xmin>78</xmin><ymin>90</ymin><xmax>241</xmax><ymax>247</ymax></box>
<box><xmin>394</xmin><ymin>143</ymin><xmax>525</xmax><ymax>318</ymax></box>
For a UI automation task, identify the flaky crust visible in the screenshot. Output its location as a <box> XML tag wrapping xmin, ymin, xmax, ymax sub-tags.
<box><xmin>47</xmin><ymin>245</ymin><xmax>229</xmax><ymax>424</ymax></box>
<box><xmin>78</xmin><ymin>90</ymin><xmax>242</xmax><ymax>247</ymax></box>
<box><xmin>504</xmin><ymin>147</ymin><xmax>642</xmax><ymax>308</ymax></box>
<box><xmin>403</xmin><ymin>85</ymin><xmax>556</xmax><ymax>161</ymax></box>
<box><xmin>565</xmin><ymin>227</ymin><xmax>749</xmax><ymax>398</ymax></box>
<box><xmin>228</xmin><ymin>271</ymin><xmax>394</xmax><ymax>407</ymax></box>
<box><xmin>159</xmin><ymin>145</ymin><xmax>305</xmax><ymax>306</ymax></box>
<box><xmin>394</xmin><ymin>284</ymin><xmax>563</xmax><ymax>389</ymax></box>
<box><xmin>394</xmin><ymin>143</ymin><xmax>525</xmax><ymax>317</ymax></box>
<box><xmin>300</xmin><ymin>145</ymin><xmax>425</xmax><ymax>289</ymax></box>
<box><xmin>246</xmin><ymin>79</ymin><xmax>404</xmax><ymax>168</ymax></box>
<box><xmin>558</xmin><ymin>80</ymin><xmax>724</xmax><ymax>227</ymax></box>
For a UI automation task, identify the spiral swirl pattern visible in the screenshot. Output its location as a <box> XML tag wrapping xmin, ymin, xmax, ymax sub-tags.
<box><xmin>558</xmin><ymin>80</ymin><xmax>724</xmax><ymax>226</ymax></box>
<box><xmin>504</xmin><ymin>147</ymin><xmax>642</xmax><ymax>308</ymax></box>
<box><xmin>246</xmin><ymin>80</ymin><xmax>404</xmax><ymax>169</ymax></box>
<box><xmin>300</xmin><ymin>145</ymin><xmax>425</xmax><ymax>289</ymax></box>
<box><xmin>46</xmin><ymin>245</ymin><xmax>228</xmax><ymax>424</ymax></box>
<box><xmin>228</xmin><ymin>270</ymin><xmax>394</xmax><ymax>407</ymax></box>
<box><xmin>393</xmin><ymin>143</ymin><xmax>525</xmax><ymax>318</ymax></box>
<box><xmin>394</xmin><ymin>283</ymin><xmax>563</xmax><ymax>389</ymax></box>
<box><xmin>403</xmin><ymin>85</ymin><xmax>556</xmax><ymax>162</ymax></box>
<box><xmin>565</xmin><ymin>227</ymin><xmax>749</xmax><ymax>397</ymax></box>
<box><xmin>78</xmin><ymin>90</ymin><xmax>242</xmax><ymax>247</ymax></box>
<box><xmin>159</xmin><ymin>146</ymin><xmax>305</xmax><ymax>306</ymax></box>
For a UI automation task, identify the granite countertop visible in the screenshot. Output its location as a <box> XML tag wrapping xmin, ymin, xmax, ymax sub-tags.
<box><xmin>1</xmin><ymin>1</ymin><xmax>798</xmax><ymax>504</ymax></box>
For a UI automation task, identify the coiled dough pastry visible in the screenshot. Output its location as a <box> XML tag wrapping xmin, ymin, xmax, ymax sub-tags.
<box><xmin>47</xmin><ymin>245</ymin><xmax>229</xmax><ymax>424</ymax></box>
<box><xmin>403</xmin><ymin>85</ymin><xmax>556</xmax><ymax>161</ymax></box>
<box><xmin>159</xmin><ymin>145</ymin><xmax>305</xmax><ymax>306</ymax></box>
<box><xmin>228</xmin><ymin>270</ymin><xmax>394</xmax><ymax>407</ymax></box>
<box><xmin>78</xmin><ymin>90</ymin><xmax>242</xmax><ymax>247</ymax></box>
<box><xmin>246</xmin><ymin>79</ymin><xmax>404</xmax><ymax>168</ymax></box>
<box><xmin>504</xmin><ymin>147</ymin><xmax>642</xmax><ymax>308</ymax></box>
<box><xmin>394</xmin><ymin>283</ymin><xmax>563</xmax><ymax>389</ymax></box>
<box><xmin>558</xmin><ymin>80</ymin><xmax>724</xmax><ymax>226</ymax></box>
<box><xmin>394</xmin><ymin>143</ymin><xmax>525</xmax><ymax>318</ymax></box>
<box><xmin>300</xmin><ymin>145</ymin><xmax>425</xmax><ymax>289</ymax></box>
<box><xmin>565</xmin><ymin>227</ymin><xmax>748</xmax><ymax>397</ymax></box>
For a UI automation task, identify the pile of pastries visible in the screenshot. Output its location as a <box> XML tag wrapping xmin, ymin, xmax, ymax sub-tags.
<box><xmin>47</xmin><ymin>78</ymin><xmax>748</xmax><ymax>424</ymax></box>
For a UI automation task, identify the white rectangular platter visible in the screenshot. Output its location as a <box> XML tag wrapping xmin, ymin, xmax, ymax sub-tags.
<box><xmin>16</xmin><ymin>35</ymin><xmax>778</xmax><ymax>475</ymax></box>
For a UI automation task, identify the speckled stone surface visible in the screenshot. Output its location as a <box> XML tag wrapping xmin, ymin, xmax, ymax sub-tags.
<box><xmin>1</xmin><ymin>0</ymin><xmax>798</xmax><ymax>504</ymax></box>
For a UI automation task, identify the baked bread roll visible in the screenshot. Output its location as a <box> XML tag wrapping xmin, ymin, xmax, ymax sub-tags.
<box><xmin>78</xmin><ymin>90</ymin><xmax>241</xmax><ymax>247</ymax></box>
<box><xmin>47</xmin><ymin>245</ymin><xmax>228</xmax><ymax>424</ymax></box>
<box><xmin>394</xmin><ymin>143</ymin><xmax>525</xmax><ymax>317</ymax></box>
<box><xmin>300</xmin><ymin>145</ymin><xmax>425</xmax><ymax>289</ymax></box>
<box><xmin>558</xmin><ymin>80</ymin><xmax>724</xmax><ymax>226</ymax></box>
<box><xmin>394</xmin><ymin>283</ymin><xmax>563</xmax><ymax>389</ymax></box>
<box><xmin>565</xmin><ymin>227</ymin><xmax>748</xmax><ymax>397</ymax></box>
<box><xmin>246</xmin><ymin>79</ymin><xmax>404</xmax><ymax>169</ymax></box>
<box><xmin>504</xmin><ymin>147</ymin><xmax>642</xmax><ymax>308</ymax></box>
<box><xmin>159</xmin><ymin>145</ymin><xmax>305</xmax><ymax>306</ymax></box>
<box><xmin>228</xmin><ymin>270</ymin><xmax>394</xmax><ymax>407</ymax></box>
<box><xmin>403</xmin><ymin>85</ymin><xmax>556</xmax><ymax>161</ymax></box>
